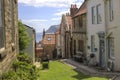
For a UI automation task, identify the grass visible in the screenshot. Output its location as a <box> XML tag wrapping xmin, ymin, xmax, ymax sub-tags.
<box><xmin>39</xmin><ymin>61</ymin><xmax>109</xmax><ymax>80</ymax></box>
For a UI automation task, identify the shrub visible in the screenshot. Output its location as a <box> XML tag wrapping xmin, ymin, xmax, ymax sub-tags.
<box><xmin>2</xmin><ymin>53</ymin><xmax>39</xmax><ymax>80</ymax></box>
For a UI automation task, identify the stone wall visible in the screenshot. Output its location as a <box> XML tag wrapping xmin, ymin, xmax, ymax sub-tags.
<box><xmin>0</xmin><ymin>0</ymin><xmax>18</xmax><ymax>76</ymax></box>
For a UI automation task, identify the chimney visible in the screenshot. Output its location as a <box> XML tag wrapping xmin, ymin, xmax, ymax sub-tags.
<box><xmin>66</xmin><ymin>13</ymin><xmax>70</xmax><ymax>16</ymax></box>
<box><xmin>70</xmin><ymin>4</ymin><xmax>78</xmax><ymax>17</ymax></box>
<box><xmin>42</xmin><ymin>28</ymin><xmax>45</xmax><ymax>38</ymax></box>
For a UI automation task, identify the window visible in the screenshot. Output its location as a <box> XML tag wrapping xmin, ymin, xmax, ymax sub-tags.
<box><xmin>74</xmin><ymin>40</ymin><xmax>76</xmax><ymax>55</ymax></box>
<box><xmin>0</xmin><ymin>0</ymin><xmax>5</xmax><ymax>49</ymax></box>
<box><xmin>10</xmin><ymin>0</ymin><xmax>15</xmax><ymax>42</ymax></box>
<box><xmin>92</xmin><ymin>6</ymin><xmax>96</xmax><ymax>24</ymax></box>
<box><xmin>78</xmin><ymin>40</ymin><xmax>84</xmax><ymax>52</ymax></box>
<box><xmin>73</xmin><ymin>19</ymin><xmax>75</xmax><ymax>28</ymax></box>
<box><xmin>79</xmin><ymin>16</ymin><xmax>83</xmax><ymax>27</ymax></box>
<box><xmin>109</xmin><ymin>0</ymin><xmax>114</xmax><ymax>21</ymax></box>
<box><xmin>91</xmin><ymin>35</ymin><xmax>95</xmax><ymax>52</ymax></box>
<box><xmin>96</xmin><ymin>4</ymin><xmax>102</xmax><ymax>24</ymax></box>
<box><xmin>108</xmin><ymin>37</ymin><xmax>114</xmax><ymax>59</ymax></box>
<box><xmin>47</xmin><ymin>37</ymin><xmax>51</xmax><ymax>41</ymax></box>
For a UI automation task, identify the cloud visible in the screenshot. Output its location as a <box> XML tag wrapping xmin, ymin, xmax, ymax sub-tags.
<box><xmin>51</xmin><ymin>17</ymin><xmax>61</xmax><ymax>21</ymax></box>
<box><xmin>21</xmin><ymin>19</ymin><xmax>49</xmax><ymax>33</ymax></box>
<box><xmin>22</xmin><ymin>19</ymin><xmax>48</xmax><ymax>23</ymax></box>
<box><xmin>53</xmin><ymin>0</ymin><xmax>83</xmax><ymax>16</ymax></box>
<box><xmin>54</xmin><ymin>9</ymin><xmax>69</xmax><ymax>16</ymax></box>
<box><xmin>18</xmin><ymin>0</ymin><xmax>83</xmax><ymax>8</ymax></box>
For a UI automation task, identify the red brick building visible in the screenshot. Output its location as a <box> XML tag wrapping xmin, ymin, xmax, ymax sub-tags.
<box><xmin>42</xmin><ymin>34</ymin><xmax>56</xmax><ymax>59</ymax></box>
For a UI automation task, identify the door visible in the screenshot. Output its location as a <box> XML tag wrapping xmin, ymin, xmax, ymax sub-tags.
<box><xmin>99</xmin><ymin>37</ymin><xmax>105</xmax><ymax>67</ymax></box>
<box><xmin>78</xmin><ymin>40</ymin><xmax>84</xmax><ymax>52</ymax></box>
<box><xmin>74</xmin><ymin>40</ymin><xmax>76</xmax><ymax>55</ymax></box>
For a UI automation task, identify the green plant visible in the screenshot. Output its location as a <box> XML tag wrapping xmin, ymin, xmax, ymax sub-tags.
<box><xmin>18</xmin><ymin>21</ymin><xmax>30</xmax><ymax>52</ymax></box>
<box><xmin>2</xmin><ymin>71</ymin><xmax>20</xmax><ymax>80</ymax></box>
<box><xmin>2</xmin><ymin>53</ymin><xmax>39</xmax><ymax>80</ymax></box>
<box><xmin>17</xmin><ymin>53</ymin><xmax>32</xmax><ymax>64</ymax></box>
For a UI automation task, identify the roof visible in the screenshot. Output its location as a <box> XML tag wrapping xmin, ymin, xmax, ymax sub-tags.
<box><xmin>55</xmin><ymin>29</ymin><xmax>60</xmax><ymax>34</ymax></box>
<box><xmin>24</xmin><ymin>24</ymin><xmax>35</xmax><ymax>31</ymax></box>
<box><xmin>73</xmin><ymin>1</ymin><xmax>87</xmax><ymax>18</ymax></box>
<box><xmin>43</xmin><ymin>34</ymin><xmax>55</xmax><ymax>45</ymax></box>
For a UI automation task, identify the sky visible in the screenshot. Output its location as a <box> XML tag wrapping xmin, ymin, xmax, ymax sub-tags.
<box><xmin>18</xmin><ymin>0</ymin><xmax>84</xmax><ymax>33</ymax></box>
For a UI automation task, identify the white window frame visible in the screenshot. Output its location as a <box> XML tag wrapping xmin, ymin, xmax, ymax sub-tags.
<box><xmin>109</xmin><ymin>0</ymin><xmax>114</xmax><ymax>21</ymax></box>
<box><xmin>92</xmin><ymin>6</ymin><xmax>96</xmax><ymax>24</ymax></box>
<box><xmin>47</xmin><ymin>37</ymin><xmax>51</xmax><ymax>41</ymax></box>
<box><xmin>108</xmin><ymin>37</ymin><xmax>115</xmax><ymax>59</ymax></box>
<box><xmin>96</xmin><ymin>4</ymin><xmax>102</xmax><ymax>24</ymax></box>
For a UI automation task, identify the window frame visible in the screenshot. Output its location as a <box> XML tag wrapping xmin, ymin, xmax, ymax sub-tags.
<box><xmin>92</xmin><ymin>6</ymin><xmax>96</xmax><ymax>24</ymax></box>
<box><xmin>96</xmin><ymin>4</ymin><xmax>102</xmax><ymax>24</ymax></box>
<box><xmin>108</xmin><ymin>37</ymin><xmax>115</xmax><ymax>59</ymax></box>
<box><xmin>79</xmin><ymin>16</ymin><xmax>83</xmax><ymax>27</ymax></box>
<box><xmin>109</xmin><ymin>0</ymin><xmax>114</xmax><ymax>21</ymax></box>
<box><xmin>47</xmin><ymin>37</ymin><xmax>51</xmax><ymax>41</ymax></box>
<box><xmin>0</xmin><ymin>0</ymin><xmax>5</xmax><ymax>50</ymax></box>
<box><xmin>78</xmin><ymin>40</ymin><xmax>84</xmax><ymax>52</ymax></box>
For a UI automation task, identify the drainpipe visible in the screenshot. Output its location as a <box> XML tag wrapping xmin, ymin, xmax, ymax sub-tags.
<box><xmin>104</xmin><ymin>0</ymin><xmax>108</xmax><ymax>69</ymax></box>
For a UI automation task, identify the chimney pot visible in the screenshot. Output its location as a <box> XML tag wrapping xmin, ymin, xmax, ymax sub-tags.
<box><xmin>71</xmin><ymin>4</ymin><xmax>73</xmax><ymax>8</ymax></box>
<box><xmin>75</xmin><ymin>4</ymin><xmax>77</xmax><ymax>8</ymax></box>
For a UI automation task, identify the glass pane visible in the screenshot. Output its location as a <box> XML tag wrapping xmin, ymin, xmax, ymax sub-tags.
<box><xmin>0</xmin><ymin>0</ymin><xmax>4</xmax><ymax>48</ymax></box>
<box><xmin>0</xmin><ymin>27</ymin><xmax>4</xmax><ymax>48</ymax></box>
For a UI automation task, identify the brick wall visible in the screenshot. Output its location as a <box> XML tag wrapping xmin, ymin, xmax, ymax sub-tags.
<box><xmin>44</xmin><ymin>44</ymin><xmax>56</xmax><ymax>59</ymax></box>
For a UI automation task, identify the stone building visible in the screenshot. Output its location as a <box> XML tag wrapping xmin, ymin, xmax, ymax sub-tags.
<box><xmin>72</xmin><ymin>2</ymin><xmax>87</xmax><ymax>56</ymax></box>
<box><xmin>104</xmin><ymin>0</ymin><xmax>120</xmax><ymax>71</ymax></box>
<box><xmin>102</xmin><ymin>0</ymin><xmax>120</xmax><ymax>71</ymax></box>
<box><xmin>86</xmin><ymin>0</ymin><xmax>120</xmax><ymax>71</ymax></box>
<box><xmin>55</xmin><ymin>29</ymin><xmax>61</xmax><ymax>58</ymax></box>
<box><xmin>0</xmin><ymin>0</ymin><xmax>18</xmax><ymax>76</ymax></box>
<box><xmin>59</xmin><ymin>13</ymin><xmax>73</xmax><ymax>58</ymax></box>
<box><xmin>59</xmin><ymin>15</ymin><xmax>66</xmax><ymax>58</ymax></box>
<box><xmin>86</xmin><ymin>0</ymin><xmax>106</xmax><ymax>68</ymax></box>
<box><xmin>24</xmin><ymin>25</ymin><xmax>36</xmax><ymax>63</ymax></box>
<box><xmin>42</xmin><ymin>33</ymin><xmax>56</xmax><ymax>59</ymax></box>
<box><xmin>65</xmin><ymin>14</ymin><xmax>73</xmax><ymax>58</ymax></box>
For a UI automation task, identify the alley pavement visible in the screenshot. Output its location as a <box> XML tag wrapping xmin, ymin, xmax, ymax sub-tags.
<box><xmin>61</xmin><ymin>59</ymin><xmax>120</xmax><ymax>80</ymax></box>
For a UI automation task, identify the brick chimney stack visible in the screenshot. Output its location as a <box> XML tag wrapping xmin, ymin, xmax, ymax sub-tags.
<box><xmin>66</xmin><ymin>13</ymin><xmax>70</xmax><ymax>16</ymax></box>
<box><xmin>70</xmin><ymin>4</ymin><xmax>78</xmax><ymax>17</ymax></box>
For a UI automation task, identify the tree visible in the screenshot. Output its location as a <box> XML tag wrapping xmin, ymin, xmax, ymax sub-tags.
<box><xmin>18</xmin><ymin>21</ymin><xmax>30</xmax><ymax>52</ymax></box>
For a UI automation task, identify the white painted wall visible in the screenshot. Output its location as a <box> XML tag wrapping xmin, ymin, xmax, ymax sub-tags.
<box><xmin>105</xmin><ymin>0</ymin><xmax>120</xmax><ymax>71</ymax></box>
<box><xmin>87</xmin><ymin>0</ymin><xmax>106</xmax><ymax>64</ymax></box>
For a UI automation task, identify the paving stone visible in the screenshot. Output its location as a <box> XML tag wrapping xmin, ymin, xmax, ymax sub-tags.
<box><xmin>62</xmin><ymin>59</ymin><xmax>119</xmax><ymax>79</ymax></box>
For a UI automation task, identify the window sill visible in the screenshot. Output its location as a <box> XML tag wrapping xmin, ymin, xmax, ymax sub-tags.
<box><xmin>0</xmin><ymin>47</ymin><xmax>5</xmax><ymax>53</ymax></box>
<box><xmin>109</xmin><ymin>56</ymin><xmax>115</xmax><ymax>60</ymax></box>
<box><xmin>0</xmin><ymin>48</ymin><xmax>6</xmax><ymax>61</ymax></box>
<box><xmin>11</xmin><ymin>43</ymin><xmax>15</xmax><ymax>51</ymax></box>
